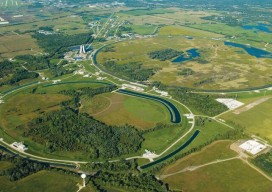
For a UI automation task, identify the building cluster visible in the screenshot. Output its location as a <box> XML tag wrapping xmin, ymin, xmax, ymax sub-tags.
<box><xmin>38</xmin><ymin>30</ymin><xmax>56</xmax><ymax>35</ymax></box>
<box><xmin>11</xmin><ymin>142</ymin><xmax>28</xmax><ymax>151</ymax></box>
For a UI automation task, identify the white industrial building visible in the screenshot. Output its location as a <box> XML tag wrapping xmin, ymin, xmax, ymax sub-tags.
<box><xmin>239</xmin><ymin>140</ymin><xmax>267</xmax><ymax>155</ymax></box>
<box><xmin>216</xmin><ymin>98</ymin><xmax>244</xmax><ymax>110</ymax></box>
<box><xmin>122</xmin><ymin>84</ymin><xmax>144</xmax><ymax>92</ymax></box>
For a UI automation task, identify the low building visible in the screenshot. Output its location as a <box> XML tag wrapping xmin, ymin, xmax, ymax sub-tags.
<box><xmin>239</xmin><ymin>140</ymin><xmax>267</xmax><ymax>155</ymax></box>
<box><xmin>216</xmin><ymin>98</ymin><xmax>244</xmax><ymax>110</ymax></box>
<box><xmin>11</xmin><ymin>142</ymin><xmax>28</xmax><ymax>151</ymax></box>
<box><xmin>122</xmin><ymin>84</ymin><xmax>144</xmax><ymax>92</ymax></box>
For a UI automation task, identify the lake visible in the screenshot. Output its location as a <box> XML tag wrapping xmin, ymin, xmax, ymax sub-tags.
<box><xmin>172</xmin><ymin>48</ymin><xmax>200</xmax><ymax>63</ymax></box>
<box><xmin>224</xmin><ymin>42</ymin><xmax>272</xmax><ymax>59</ymax></box>
<box><xmin>242</xmin><ymin>23</ymin><xmax>272</xmax><ymax>33</ymax></box>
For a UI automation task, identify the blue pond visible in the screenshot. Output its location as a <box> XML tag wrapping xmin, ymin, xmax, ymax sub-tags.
<box><xmin>224</xmin><ymin>42</ymin><xmax>272</xmax><ymax>59</ymax></box>
<box><xmin>172</xmin><ymin>48</ymin><xmax>200</xmax><ymax>63</ymax></box>
<box><xmin>242</xmin><ymin>23</ymin><xmax>272</xmax><ymax>33</ymax></box>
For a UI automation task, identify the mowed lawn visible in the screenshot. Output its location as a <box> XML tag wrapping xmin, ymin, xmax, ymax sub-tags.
<box><xmin>160</xmin><ymin>141</ymin><xmax>272</xmax><ymax>192</ymax></box>
<box><xmin>0</xmin><ymin>170</ymin><xmax>83</xmax><ymax>192</ymax></box>
<box><xmin>221</xmin><ymin>98</ymin><xmax>272</xmax><ymax>142</ymax></box>
<box><xmin>81</xmin><ymin>92</ymin><xmax>170</xmax><ymax>130</ymax></box>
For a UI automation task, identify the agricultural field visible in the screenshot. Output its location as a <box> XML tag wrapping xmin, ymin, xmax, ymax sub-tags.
<box><xmin>160</xmin><ymin>141</ymin><xmax>272</xmax><ymax>192</ymax></box>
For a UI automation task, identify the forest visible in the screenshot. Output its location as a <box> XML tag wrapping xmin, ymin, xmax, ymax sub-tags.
<box><xmin>252</xmin><ymin>151</ymin><xmax>272</xmax><ymax>176</ymax></box>
<box><xmin>32</xmin><ymin>32</ymin><xmax>93</xmax><ymax>57</ymax></box>
<box><xmin>103</xmin><ymin>61</ymin><xmax>156</xmax><ymax>81</ymax></box>
<box><xmin>167</xmin><ymin>87</ymin><xmax>228</xmax><ymax>116</ymax></box>
<box><xmin>26</xmin><ymin>108</ymin><xmax>143</xmax><ymax>159</ymax></box>
<box><xmin>93</xmin><ymin>171</ymin><xmax>168</xmax><ymax>192</ymax></box>
<box><xmin>0</xmin><ymin>151</ymin><xmax>49</xmax><ymax>181</ymax></box>
<box><xmin>148</xmin><ymin>49</ymin><xmax>182</xmax><ymax>61</ymax></box>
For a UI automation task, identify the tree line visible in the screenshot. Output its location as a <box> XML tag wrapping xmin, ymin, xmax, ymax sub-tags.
<box><xmin>103</xmin><ymin>61</ymin><xmax>157</xmax><ymax>81</ymax></box>
<box><xmin>148</xmin><ymin>48</ymin><xmax>182</xmax><ymax>61</ymax></box>
<box><xmin>0</xmin><ymin>151</ymin><xmax>49</xmax><ymax>181</ymax></box>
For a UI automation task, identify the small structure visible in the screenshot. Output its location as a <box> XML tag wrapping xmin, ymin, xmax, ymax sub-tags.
<box><xmin>81</xmin><ymin>173</ymin><xmax>86</xmax><ymax>187</ymax></box>
<box><xmin>239</xmin><ymin>140</ymin><xmax>267</xmax><ymax>155</ymax></box>
<box><xmin>52</xmin><ymin>80</ymin><xmax>61</xmax><ymax>84</ymax></box>
<box><xmin>122</xmin><ymin>84</ymin><xmax>144</xmax><ymax>92</ymax></box>
<box><xmin>153</xmin><ymin>87</ymin><xmax>169</xmax><ymax>97</ymax></box>
<box><xmin>143</xmin><ymin>150</ymin><xmax>158</xmax><ymax>162</ymax></box>
<box><xmin>11</xmin><ymin>142</ymin><xmax>28</xmax><ymax>151</ymax></box>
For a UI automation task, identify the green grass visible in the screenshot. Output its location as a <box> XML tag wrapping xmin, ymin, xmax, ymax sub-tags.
<box><xmin>82</xmin><ymin>92</ymin><xmax>170</xmax><ymax>130</ymax></box>
<box><xmin>0</xmin><ymin>170</ymin><xmax>92</xmax><ymax>192</ymax></box>
<box><xmin>140</xmin><ymin>118</ymin><xmax>233</xmax><ymax>169</ymax></box>
<box><xmin>0</xmin><ymin>161</ymin><xmax>14</xmax><ymax>170</ymax></box>
<box><xmin>221</xmin><ymin>98</ymin><xmax>272</xmax><ymax>142</ymax></box>
<box><xmin>119</xmin><ymin>8</ymin><xmax>175</xmax><ymax>16</ymax></box>
<box><xmin>159</xmin><ymin>140</ymin><xmax>236</xmax><ymax>175</ymax></box>
<box><xmin>129</xmin><ymin>25</ymin><xmax>157</xmax><ymax>35</ymax></box>
<box><xmin>159</xmin><ymin>140</ymin><xmax>272</xmax><ymax>192</ymax></box>
<box><xmin>162</xmin><ymin>159</ymin><xmax>272</xmax><ymax>192</ymax></box>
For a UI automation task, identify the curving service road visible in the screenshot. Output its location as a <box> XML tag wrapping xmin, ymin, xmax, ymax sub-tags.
<box><xmin>0</xmin><ymin>41</ymin><xmax>197</xmax><ymax>169</ymax></box>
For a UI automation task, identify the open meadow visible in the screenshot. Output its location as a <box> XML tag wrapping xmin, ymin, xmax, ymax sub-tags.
<box><xmin>97</xmin><ymin>32</ymin><xmax>272</xmax><ymax>90</ymax></box>
<box><xmin>160</xmin><ymin>141</ymin><xmax>272</xmax><ymax>192</ymax></box>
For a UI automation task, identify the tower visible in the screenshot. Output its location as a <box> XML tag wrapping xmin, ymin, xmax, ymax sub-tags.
<box><xmin>81</xmin><ymin>173</ymin><xmax>86</xmax><ymax>187</ymax></box>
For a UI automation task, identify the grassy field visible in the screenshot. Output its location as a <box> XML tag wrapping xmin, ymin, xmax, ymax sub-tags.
<box><xmin>118</xmin><ymin>9</ymin><xmax>215</xmax><ymax>26</ymax></box>
<box><xmin>0</xmin><ymin>14</ymin><xmax>88</xmax><ymax>35</ymax></box>
<box><xmin>119</xmin><ymin>8</ymin><xmax>175</xmax><ymax>16</ymax></box>
<box><xmin>97</xmin><ymin>35</ymin><xmax>272</xmax><ymax>90</ymax></box>
<box><xmin>159</xmin><ymin>25</ymin><xmax>223</xmax><ymax>37</ymax></box>
<box><xmin>160</xmin><ymin>140</ymin><xmax>272</xmax><ymax>192</ymax></box>
<box><xmin>81</xmin><ymin>92</ymin><xmax>170</xmax><ymax>130</ymax></box>
<box><xmin>159</xmin><ymin>140</ymin><xmax>236</xmax><ymax>175</ymax></box>
<box><xmin>0</xmin><ymin>34</ymin><xmax>42</xmax><ymax>60</ymax></box>
<box><xmin>139</xmin><ymin>117</ymin><xmax>233</xmax><ymax>168</ymax></box>
<box><xmin>0</xmin><ymin>170</ymin><xmax>93</xmax><ymax>192</ymax></box>
<box><xmin>129</xmin><ymin>24</ymin><xmax>157</xmax><ymax>35</ymax></box>
<box><xmin>162</xmin><ymin>159</ymin><xmax>272</xmax><ymax>192</ymax></box>
<box><xmin>221</xmin><ymin>97</ymin><xmax>272</xmax><ymax>142</ymax></box>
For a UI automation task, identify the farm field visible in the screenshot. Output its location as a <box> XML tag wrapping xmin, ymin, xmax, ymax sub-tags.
<box><xmin>160</xmin><ymin>141</ymin><xmax>272</xmax><ymax>192</ymax></box>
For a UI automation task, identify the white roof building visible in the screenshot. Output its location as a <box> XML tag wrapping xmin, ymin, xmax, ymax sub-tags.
<box><xmin>239</xmin><ymin>140</ymin><xmax>267</xmax><ymax>155</ymax></box>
